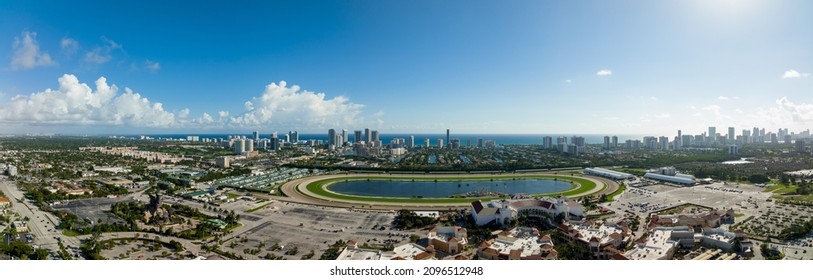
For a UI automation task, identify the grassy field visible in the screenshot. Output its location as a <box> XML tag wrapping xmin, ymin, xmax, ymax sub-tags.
<box><xmin>604</xmin><ymin>184</ymin><xmax>626</xmax><ymax>202</ymax></box>
<box><xmin>301</xmin><ymin>174</ymin><xmax>599</xmax><ymax>204</ymax></box>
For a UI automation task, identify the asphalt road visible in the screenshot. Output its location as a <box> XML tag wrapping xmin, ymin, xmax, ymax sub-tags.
<box><xmin>1</xmin><ymin>176</ymin><xmax>82</xmax><ymax>256</ymax></box>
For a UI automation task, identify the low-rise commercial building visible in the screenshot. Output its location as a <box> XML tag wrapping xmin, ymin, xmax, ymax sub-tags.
<box><xmin>584</xmin><ymin>167</ymin><xmax>634</xmax><ymax>180</ymax></box>
<box><xmin>471</xmin><ymin>197</ymin><xmax>584</xmax><ymax>226</ymax></box>
<box><xmin>557</xmin><ymin>220</ymin><xmax>630</xmax><ymax>259</ymax></box>
<box><xmin>427</xmin><ymin>226</ymin><xmax>468</xmax><ymax>254</ymax></box>
<box><xmin>477</xmin><ymin>227</ymin><xmax>557</xmax><ymax>260</ymax></box>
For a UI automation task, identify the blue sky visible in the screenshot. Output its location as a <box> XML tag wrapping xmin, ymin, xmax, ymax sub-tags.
<box><xmin>1</xmin><ymin>0</ymin><xmax>812</xmax><ymax>136</ymax></box>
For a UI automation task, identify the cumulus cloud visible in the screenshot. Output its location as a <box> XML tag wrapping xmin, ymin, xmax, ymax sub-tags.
<box><xmin>782</xmin><ymin>69</ymin><xmax>810</xmax><ymax>79</ymax></box>
<box><xmin>84</xmin><ymin>37</ymin><xmax>122</xmax><ymax>65</ymax></box>
<box><xmin>776</xmin><ymin>97</ymin><xmax>813</xmax><ymax>122</ymax></box>
<box><xmin>10</xmin><ymin>31</ymin><xmax>55</xmax><ymax>70</ymax></box>
<box><xmin>227</xmin><ymin>81</ymin><xmax>365</xmax><ymax>129</ymax></box>
<box><xmin>0</xmin><ymin>74</ymin><xmax>176</xmax><ymax>127</ymax></box>
<box><xmin>144</xmin><ymin>60</ymin><xmax>160</xmax><ymax>72</ymax></box>
<box><xmin>178</xmin><ymin>108</ymin><xmax>190</xmax><ymax>119</ymax></box>
<box><xmin>61</xmin><ymin>37</ymin><xmax>79</xmax><ymax>55</ymax></box>
<box><xmin>596</xmin><ymin>69</ymin><xmax>612</xmax><ymax>76</ymax></box>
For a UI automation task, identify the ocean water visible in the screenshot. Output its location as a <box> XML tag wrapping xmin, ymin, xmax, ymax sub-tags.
<box><xmin>132</xmin><ymin>133</ymin><xmax>646</xmax><ymax>145</ymax></box>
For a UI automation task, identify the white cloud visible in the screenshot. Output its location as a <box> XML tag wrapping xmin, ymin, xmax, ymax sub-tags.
<box><xmin>61</xmin><ymin>37</ymin><xmax>79</xmax><ymax>55</ymax></box>
<box><xmin>717</xmin><ymin>96</ymin><xmax>729</xmax><ymax>100</ymax></box>
<box><xmin>178</xmin><ymin>108</ymin><xmax>190</xmax><ymax>119</ymax></box>
<box><xmin>564</xmin><ymin>79</ymin><xmax>572</xmax><ymax>84</ymax></box>
<box><xmin>776</xmin><ymin>97</ymin><xmax>813</xmax><ymax>122</ymax></box>
<box><xmin>649</xmin><ymin>96</ymin><xmax>658</xmax><ymax>101</ymax></box>
<box><xmin>596</xmin><ymin>69</ymin><xmax>612</xmax><ymax>76</ymax></box>
<box><xmin>227</xmin><ymin>80</ymin><xmax>365</xmax><ymax>130</ymax></box>
<box><xmin>144</xmin><ymin>60</ymin><xmax>160</xmax><ymax>72</ymax></box>
<box><xmin>84</xmin><ymin>37</ymin><xmax>122</xmax><ymax>65</ymax></box>
<box><xmin>0</xmin><ymin>74</ymin><xmax>176</xmax><ymax>127</ymax></box>
<box><xmin>654</xmin><ymin>113</ymin><xmax>671</xmax><ymax>119</ymax></box>
<box><xmin>199</xmin><ymin>113</ymin><xmax>214</xmax><ymax>124</ymax></box>
<box><xmin>10</xmin><ymin>31</ymin><xmax>56</xmax><ymax>70</ymax></box>
<box><xmin>783</xmin><ymin>69</ymin><xmax>810</xmax><ymax>79</ymax></box>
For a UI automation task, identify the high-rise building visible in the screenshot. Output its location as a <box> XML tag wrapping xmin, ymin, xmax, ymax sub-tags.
<box><xmin>364</xmin><ymin>128</ymin><xmax>371</xmax><ymax>144</ymax></box>
<box><xmin>270</xmin><ymin>134</ymin><xmax>279</xmax><ymax>151</ymax></box>
<box><xmin>341</xmin><ymin>129</ymin><xmax>348</xmax><ymax>144</ymax></box>
<box><xmin>215</xmin><ymin>156</ymin><xmax>230</xmax><ymax>168</ymax></box>
<box><xmin>796</xmin><ymin>140</ymin><xmax>806</xmax><ymax>153</ymax></box>
<box><xmin>437</xmin><ymin>138</ymin><xmax>444</xmax><ymax>149</ymax></box>
<box><xmin>446</xmin><ymin>129</ymin><xmax>450</xmax><ymax>149</ymax></box>
<box><xmin>708</xmin><ymin>127</ymin><xmax>716</xmax><ymax>144</ymax></box>
<box><xmin>328</xmin><ymin>129</ymin><xmax>337</xmax><ymax>147</ymax></box>
<box><xmin>246</xmin><ymin>139</ymin><xmax>254</xmax><ymax>152</ymax></box>
<box><xmin>682</xmin><ymin>135</ymin><xmax>693</xmax><ymax>146</ymax></box>
<box><xmin>450</xmin><ymin>139</ymin><xmax>460</xmax><ymax>149</ymax></box>
<box><xmin>542</xmin><ymin>136</ymin><xmax>552</xmax><ymax>149</ymax></box>
<box><xmin>371</xmin><ymin>130</ymin><xmax>379</xmax><ymax>144</ymax></box>
<box><xmin>603</xmin><ymin>136</ymin><xmax>610</xmax><ymax>150</ymax></box>
<box><xmin>289</xmin><ymin>131</ymin><xmax>299</xmax><ymax>143</ymax></box>
<box><xmin>478</xmin><ymin>138</ymin><xmax>485</xmax><ymax>148</ymax></box>
<box><xmin>424</xmin><ymin>138</ymin><xmax>430</xmax><ymax>148</ymax></box>
<box><xmin>644</xmin><ymin>136</ymin><xmax>658</xmax><ymax>150</ymax></box>
<box><xmin>673</xmin><ymin>136</ymin><xmax>682</xmax><ymax>150</ymax></box>
<box><xmin>659</xmin><ymin>136</ymin><xmax>669</xmax><ymax>150</ymax></box>
<box><xmin>612</xmin><ymin>136</ymin><xmax>618</xmax><ymax>148</ymax></box>
<box><xmin>728</xmin><ymin>145</ymin><xmax>738</xmax><ymax>154</ymax></box>
<box><xmin>354</xmin><ymin>130</ymin><xmax>362</xmax><ymax>143</ymax></box>
<box><xmin>407</xmin><ymin>135</ymin><xmax>415</xmax><ymax>148</ymax></box>
<box><xmin>785</xmin><ymin>135</ymin><xmax>792</xmax><ymax>144</ymax></box>
<box><xmin>771</xmin><ymin>133</ymin><xmax>778</xmax><ymax>145</ymax></box>
<box><xmin>233</xmin><ymin>138</ymin><xmax>245</xmax><ymax>155</ymax></box>
<box><xmin>557</xmin><ymin>136</ymin><xmax>568</xmax><ymax>145</ymax></box>
<box><xmin>728</xmin><ymin>127</ymin><xmax>735</xmax><ymax>143</ymax></box>
<box><xmin>253</xmin><ymin>131</ymin><xmax>259</xmax><ymax>141</ymax></box>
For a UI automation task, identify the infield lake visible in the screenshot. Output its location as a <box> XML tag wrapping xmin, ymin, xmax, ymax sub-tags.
<box><xmin>327</xmin><ymin>179</ymin><xmax>571</xmax><ymax>198</ymax></box>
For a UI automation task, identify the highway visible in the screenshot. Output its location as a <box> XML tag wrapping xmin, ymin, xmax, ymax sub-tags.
<box><xmin>0</xmin><ymin>176</ymin><xmax>82</xmax><ymax>257</ymax></box>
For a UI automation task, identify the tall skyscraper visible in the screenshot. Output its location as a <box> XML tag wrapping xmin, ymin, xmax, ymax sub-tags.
<box><xmin>659</xmin><ymin>136</ymin><xmax>669</xmax><ymax>150</ymax></box>
<box><xmin>424</xmin><ymin>138</ymin><xmax>430</xmax><ymax>148</ymax></box>
<box><xmin>342</xmin><ymin>129</ymin><xmax>348</xmax><ymax>144</ymax></box>
<box><xmin>708</xmin><ymin>127</ymin><xmax>716</xmax><ymax>143</ymax></box>
<box><xmin>437</xmin><ymin>138</ymin><xmax>444</xmax><ymax>148</ymax></box>
<box><xmin>253</xmin><ymin>131</ymin><xmax>259</xmax><ymax>141</ymax></box>
<box><xmin>603</xmin><ymin>136</ymin><xmax>610</xmax><ymax>150</ymax></box>
<box><xmin>446</xmin><ymin>129</ymin><xmax>450</xmax><ymax>149</ymax></box>
<box><xmin>612</xmin><ymin>136</ymin><xmax>618</xmax><ymax>148</ymax></box>
<box><xmin>233</xmin><ymin>138</ymin><xmax>245</xmax><ymax>155</ymax></box>
<box><xmin>542</xmin><ymin>136</ymin><xmax>552</xmax><ymax>149</ymax></box>
<box><xmin>371</xmin><ymin>130</ymin><xmax>379</xmax><ymax>143</ymax></box>
<box><xmin>407</xmin><ymin>135</ymin><xmax>415</xmax><ymax>148</ymax></box>
<box><xmin>673</xmin><ymin>136</ymin><xmax>682</xmax><ymax>150</ymax></box>
<box><xmin>728</xmin><ymin>127</ymin><xmax>735</xmax><ymax>143</ymax></box>
<box><xmin>364</xmin><ymin>128</ymin><xmax>371</xmax><ymax>143</ymax></box>
<box><xmin>354</xmin><ymin>130</ymin><xmax>362</xmax><ymax>143</ymax></box>
<box><xmin>328</xmin><ymin>129</ymin><xmax>337</xmax><ymax>147</ymax></box>
<box><xmin>289</xmin><ymin>131</ymin><xmax>299</xmax><ymax>143</ymax></box>
<box><xmin>796</xmin><ymin>140</ymin><xmax>806</xmax><ymax>153</ymax></box>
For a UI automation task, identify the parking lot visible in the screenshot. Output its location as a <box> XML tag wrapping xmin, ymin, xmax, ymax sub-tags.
<box><xmin>607</xmin><ymin>182</ymin><xmax>772</xmax><ymax>219</ymax></box>
<box><xmin>218</xmin><ymin>201</ymin><xmax>417</xmax><ymax>260</ymax></box>
<box><xmin>51</xmin><ymin>196</ymin><xmax>129</xmax><ymax>225</ymax></box>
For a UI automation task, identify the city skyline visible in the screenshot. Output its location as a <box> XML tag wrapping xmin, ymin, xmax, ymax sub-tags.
<box><xmin>1</xmin><ymin>0</ymin><xmax>813</xmax><ymax>135</ymax></box>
